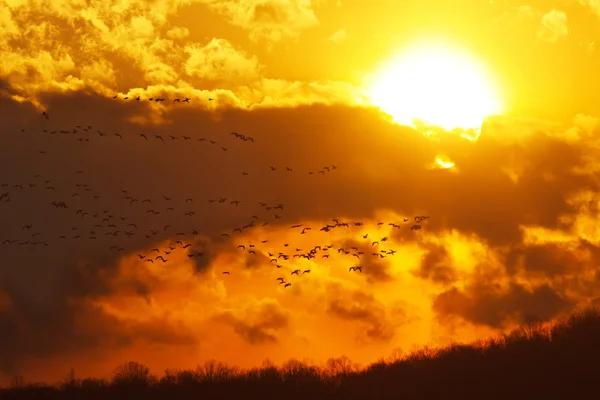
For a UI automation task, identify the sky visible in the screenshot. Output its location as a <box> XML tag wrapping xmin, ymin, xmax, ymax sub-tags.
<box><xmin>2</xmin><ymin>0</ymin><xmax>600</xmax><ymax>385</ymax></box>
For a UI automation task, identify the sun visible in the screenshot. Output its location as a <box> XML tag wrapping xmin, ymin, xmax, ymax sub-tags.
<box><xmin>365</xmin><ymin>40</ymin><xmax>503</xmax><ymax>131</ymax></box>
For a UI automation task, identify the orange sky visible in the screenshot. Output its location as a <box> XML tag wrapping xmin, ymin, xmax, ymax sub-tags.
<box><xmin>1</xmin><ymin>0</ymin><xmax>600</xmax><ymax>386</ymax></box>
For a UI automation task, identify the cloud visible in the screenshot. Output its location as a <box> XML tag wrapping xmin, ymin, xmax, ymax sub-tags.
<box><xmin>326</xmin><ymin>284</ymin><xmax>395</xmax><ymax>343</ymax></box>
<box><xmin>0</xmin><ymin>0</ymin><xmax>362</xmax><ymax>109</ymax></box>
<box><xmin>412</xmin><ymin>243</ymin><xmax>457</xmax><ymax>285</ymax></box>
<box><xmin>213</xmin><ymin>299</ymin><xmax>290</xmax><ymax>344</ymax></box>
<box><xmin>580</xmin><ymin>0</ymin><xmax>600</xmax><ymax>18</ymax></box>
<box><xmin>433</xmin><ymin>282</ymin><xmax>575</xmax><ymax>328</ymax></box>
<box><xmin>166</xmin><ymin>26</ymin><xmax>190</xmax><ymax>39</ymax></box>
<box><xmin>538</xmin><ymin>10</ymin><xmax>569</xmax><ymax>42</ymax></box>
<box><xmin>183</xmin><ymin>38</ymin><xmax>262</xmax><ymax>84</ymax></box>
<box><xmin>207</xmin><ymin>0</ymin><xmax>320</xmax><ymax>42</ymax></box>
<box><xmin>2</xmin><ymin>77</ymin><xmax>600</xmax><ymax>381</ymax></box>
<box><xmin>329</xmin><ymin>28</ymin><xmax>346</xmax><ymax>43</ymax></box>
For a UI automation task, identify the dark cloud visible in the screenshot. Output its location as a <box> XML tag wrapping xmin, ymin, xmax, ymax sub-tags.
<box><xmin>339</xmin><ymin>239</ymin><xmax>392</xmax><ymax>283</ymax></box>
<box><xmin>244</xmin><ymin>249</ymin><xmax>271</xmax><ymax>269</ymax></box>
<box><xmin>2</xmin><ymin>77</ymin><xmax>600</xmax><ymax>376</ymax></box>
<box><xmin>433</xmin><ymin>281</ymin><xmax>576</xmax><ymax>328</ymax></box>
<box><xmin>327</xmin><ymin>285</ymin><xmax>395</xmax><ymax>342</ymax></box>
<box><xmin>188</xmin><ymin>237</ymin><xmax>222</xmax><ymax>274</ymax></box>
<box><xmin>213</xmin><ymin>301</ymin><xmax>289</xmax><ymax>345</ymax></box>
<box><xmin>412</xmin><ymin>243</ymin><xmax>457</xmax><ymax>285</ymax></box>
<box><xmin>0</xmin><ymin>281</ymin><xmax>197</xmax><ymax>375</ymax></box>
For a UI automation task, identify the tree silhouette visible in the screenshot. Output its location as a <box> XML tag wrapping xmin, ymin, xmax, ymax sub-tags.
<box><xmin>112</xmin><ymin>361</ymin><xmax>153</xmax><ymax>386</ymax></box>
<box><xmin>2</xmin><ymin>307</ymin><xmax>600</xmax><ymax>400</ymax></box>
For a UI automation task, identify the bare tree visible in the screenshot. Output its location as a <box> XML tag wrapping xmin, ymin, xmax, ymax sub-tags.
<box><xmin>112</xmin><ymin>361</ymin><xmax>153</xmax><ymax>385</ymax></box>
<box><xmin>521</xmin><ymin>314</ymin><xmax>546</xmax><ymax>340</ymax></box>
<box><xmin>10</xmin><ymin>375</ymin><xmax>24</xmax><ymax>389</ymax></box>
<box><xmin>195</xmin><ymin>360</ymin><xmax>236</xmax><ymax>382</ymax></box>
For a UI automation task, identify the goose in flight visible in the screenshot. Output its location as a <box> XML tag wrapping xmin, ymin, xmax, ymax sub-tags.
<box><xmin>222</xmin><ymin>271</ymin><xmax>230</xmax><ymax>275</ymax></box>
<box><xmin>291</xmin><ymin>270</ymin><xmax>301</xmax><ymax>275</ymax></box>
<box><xmin>303</xmin><ymin>270</ymin><xmax>311</xmax><ymax>274</ymax></box>
<box><xmin>349</xmin><ymin>266</ymin><xmax>363</xmax><ymax>272</ymax></box>
<box><xmin>284</xmin><ymin>283</ymin><xmax>291</xmax><ymax>288</ymax></box>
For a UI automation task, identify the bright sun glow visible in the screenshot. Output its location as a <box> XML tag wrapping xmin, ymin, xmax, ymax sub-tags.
<box><xmin>434</xmin><ymin>155</ymin><xmax>455</xmax><ymax>169</ymax></box>
<box><xmin>366</xmin><ymin>40</ymin><xmax>503</xmax><ymax>131</ymax></box>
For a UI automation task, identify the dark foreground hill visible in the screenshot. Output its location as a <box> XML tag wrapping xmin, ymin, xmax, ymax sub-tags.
<box><xmin>2</xmin><ymin>308</ymin><xmax>600</xmax><ymax>400</ymax></box>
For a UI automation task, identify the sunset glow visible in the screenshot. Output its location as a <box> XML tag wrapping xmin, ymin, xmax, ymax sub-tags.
<box><xmin>1</xmin><ymin>0</ymin><xmax>600</xmax><ymax>393</ymax></box>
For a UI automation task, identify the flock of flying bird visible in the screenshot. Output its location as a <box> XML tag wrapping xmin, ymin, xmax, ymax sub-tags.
<box><xmin>22</xmin><ymin>111</ymin><xmax>342</xmax><ymax>177</ymax></box>
<box><xmin>1</xmin><ymin>95</ymin><xmax>430</xmax><ymax>290</ymax></box>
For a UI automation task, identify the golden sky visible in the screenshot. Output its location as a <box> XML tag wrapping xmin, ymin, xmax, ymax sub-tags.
<box><xmin>1</xmin><ymin>0</ymin><xmax>600</xmax><ymax>385</ymax></box>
